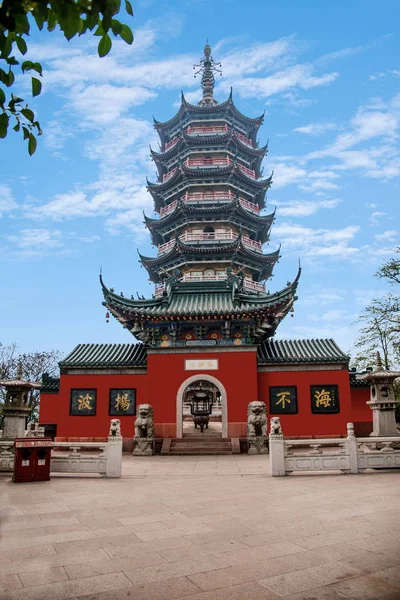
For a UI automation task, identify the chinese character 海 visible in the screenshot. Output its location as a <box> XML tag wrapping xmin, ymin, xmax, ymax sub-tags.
<box><xmin>78</xmin><ymin>393</ymin><xmax>93</xmax><ymax>411</ymax></box>
<box><xmin>276</xmin><ymin>391</ymin><xmax>291</xmax><ymax>409</ymax></box>
<box><xmin>115</xmin><ymin>393</ymin><xmax>131</xmax><ymax>412</ymax></box>
<box><xmin>314</xmin><ymin>389</ymin><xmax>332</xmax><ymax>408</ymax></box>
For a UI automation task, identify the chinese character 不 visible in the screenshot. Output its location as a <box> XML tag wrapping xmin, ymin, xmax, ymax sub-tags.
<box><xmin>78</xmin><ymin>393</ymin><xmax>92</xmax><ymax>411</ymax></box>
<box><xmin>314</xmin><ymin>389</ymin><xmax>332</xmax><ymax>408</ymax></box>
<box><xmin>115</xmin><ymin>393</ymin><xmax>131</xmax><ymax>412</ymax></box>
<box><xmin>276</xmin><ymin>391</ymin><xmax>291</xmax><ymax>409</ymax></box>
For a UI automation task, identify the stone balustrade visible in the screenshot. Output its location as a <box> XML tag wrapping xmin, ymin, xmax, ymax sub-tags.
<box><xmin>269</xmin><ymin>420</ymin><xmax>400</xmax><ymax>476</ymax></box>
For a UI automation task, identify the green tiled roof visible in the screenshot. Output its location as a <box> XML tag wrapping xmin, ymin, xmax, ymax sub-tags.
<box><xmin>349</xmin><ymin>372</ymin><xmax>371</xmax><ymax>387</ymax></box>
<box><xmin>258</xmin><ymin>338</ymin><xmax>348</xmax><ymax>364</ymax></box>
<box><xmin>60</xmin><ymin>343</ymin><xmax>146</xmax><ymax>368</ymax></box>
<box><xmin>102</xmin><ymin>277</ymin><xmax>298</xmax><ymax>319</ymax></box>
<box><xmin>58</xmin><ymin>338</ymin><xmax>350</xmax><ymax>369</ymax></box>
<box><xmin>41</xmin><ymin>373</ymin><xmax>60</xmax><ymax>393</ymax></box>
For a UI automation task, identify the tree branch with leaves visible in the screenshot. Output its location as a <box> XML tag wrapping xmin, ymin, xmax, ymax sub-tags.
<box><xmin>0</xmin><ymin>0</ymin><xmax>134</xmax><ymax>154</ymax></box>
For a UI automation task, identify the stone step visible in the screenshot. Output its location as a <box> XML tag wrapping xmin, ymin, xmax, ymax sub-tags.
<box><xmin>169</xmin><ymin>448</ymin><xmax>233</xmax><ymax>455</ymax></box>
<box><xmin>168</xmin><ymin>437</ymin><xmax>233</xmax><ymax>455</ymax></box>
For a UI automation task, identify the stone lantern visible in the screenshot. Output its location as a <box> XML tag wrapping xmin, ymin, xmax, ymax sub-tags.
<box><xmin>357</xmin><ymin>353</ymin><xmax>400</xmax><ymax>437</ymax></box>
<box><xmin>0</xmin><ymin>364</ymin><xmax>41</xmax><ymax>440</ymax></box>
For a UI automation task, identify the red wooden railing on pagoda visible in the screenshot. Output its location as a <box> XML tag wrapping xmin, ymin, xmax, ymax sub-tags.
<box><xmin>186</xmin><ymin>124</ymin><xmax>228</xmax><ymax>135</ymax></box>
<box><xmin>185</xmin><ymin>157</ymin><xmax>232</xmax><ymax>168</ymax></box>
<box><xmin>182</xmin><ymin>190</ymin><xmax>235</xmax><ymax>202</ymax></box>
<box><xmin>158</xmin><ymin>231</ymin><xmax>262</xmax><ymax>254</ymax></box>
<box><xmin>238</xmin><ymin>164</ymin><xmax>256</xmax><ymax>178</ymax></box>
<box><xmin>164</xmin><ymin>137</ymin><xmax>179</xmax><ymax>151</ymax></box>
<box><xmin>184</xmin><ymin>124</ymin><xmax>253</xmax><ymax>147</ymax></box>
<box><xmin>155</xmin><ymin>275</ymin><xmax>266</xmax><ymax>296</ymax></box>
<box><xmin>159</xmin><ymin>193</ymin><xmax>260</xmax><ymax>217</ymax></box>
<box><xmin>162</xmin><ymin>167</ymin><xmax>177</xmax><ymax>182</ymax></box>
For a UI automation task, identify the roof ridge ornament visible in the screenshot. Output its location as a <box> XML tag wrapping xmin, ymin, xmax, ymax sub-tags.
<box><xmin>193</xmin><ymin>42</ymin><xmax>221</xmax><ymax>106</ymax></box>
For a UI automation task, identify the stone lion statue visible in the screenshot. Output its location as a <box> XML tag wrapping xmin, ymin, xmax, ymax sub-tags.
<box><xmin>270</xmin><ymin>416</ymin><xmax>282</xmax><ymax>435</ymax></box>
<box><xmin>247</xmin><ymin>401</ymin><xmax>267</xmax><ymax>437</ymax></box>
<box><xmin>247</xmin><ymin>401</ymin><xmax>268</xmax><ymax>454</ymax></box>
<box><xmin>134</xmin><ymin>404</ymin><xmax>154</xmax><ymax>439</ymax></box>
<box><xmin>133</xmin><ymin>404</ymin><xmax>154</xmax><ymax>456</ymax></box>
<box><xmin>109</xmin><ymin>418</ymin><xmax>121</xmax><ymax>437</ymax></box>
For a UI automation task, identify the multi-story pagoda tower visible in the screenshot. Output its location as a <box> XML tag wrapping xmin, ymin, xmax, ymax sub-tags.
<box><xmin>101</xmin><ymin>43</ymin><xmax>300</xmax><ymax>348</ymax></box>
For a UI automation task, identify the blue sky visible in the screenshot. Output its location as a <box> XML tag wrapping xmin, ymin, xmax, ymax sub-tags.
<box><xmin>0</xmin><ymin>0</ymin><xmax>399</xmax><ymax>356</ymax></box>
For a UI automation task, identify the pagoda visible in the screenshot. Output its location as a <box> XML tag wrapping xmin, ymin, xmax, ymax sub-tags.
<box><xmin>101</xmin><ymin>43</ymin><xmax>300</xmax><ymax>348</ymax></box>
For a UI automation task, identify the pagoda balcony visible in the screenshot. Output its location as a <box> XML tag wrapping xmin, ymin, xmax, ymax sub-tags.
<box><xmin>239</xmin><ymin>197</ymin><xmax>259</xmax><ymax>214</ymax></box>
<box><xmin>164</xmin><ymin>137</ymin><xmax>179</xmax><ymax>151</ymax></box>
<box><xmin>180</xmin><ymin>230</ymin><xmax>236</xmax><ymax>243</ymax></box>
<box><xmin>154</xmin><ymin>275</ymin><xmax>266</xmax><ymax>296</ymax></box>
<box><xmin>158</xmin><ymin>239</ymin><xmax>176</xmax><ymax>254</ymax></box>
<box><xmin>243</xmin><ymin>278</ymin><xmax>266</xmax><ymax>292</ymax></box>
<box><xmin>182</xmin><ymin>190</ymin><xmax>235</xmax><ymax>203</ymax></box>
<box><xmin>234</xmin><ymin>131</ymin><xmax>253</xmax><ymax>147</ymax></box>
<box><xmin>160</xmin><ymin>199</ymin><xmax>178</xmax><ymax>217</ymax></box>
<box><xmin>238</xmin><ymin>164</ymin><xmax>256</xmax><ymax>179</ymax></box>
<box><xmin>242</xmin><ymin>235</ymin><xmax>262</xmax><ymax>251</ymax></box>
<box><xmin>157</xmin><ymin>231</ymin><xmax>262</xmax><ymax>254</ymax></box>
<box><xmin>162</xmin><ymin>167</ymin><xmax>178</xmax><ymax>182</ymax></box>
<box><xmin>185</xmin><ymin>157</ymin><xmax>232</xmax><ymax>168</ymax></box>
<box><xmin>186</xmin><ymin>124</ymin><xmax>229</xmax><ymax>136</ymax></box>
<box><xmin>159</xmin><ymin>195</ymin><xmax>260</xmax><ymax>218</ymax></box>
<box><xmin>159</xmin><ymin>191</ymin><xmax>256</xmax><ymax>218</ymax></box>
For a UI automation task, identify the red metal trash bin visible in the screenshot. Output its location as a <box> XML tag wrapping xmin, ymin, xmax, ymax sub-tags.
<box><xmin>13</xmin><ymin>438</ymin><xmax>52</xmax><ymax>483</ymax></box>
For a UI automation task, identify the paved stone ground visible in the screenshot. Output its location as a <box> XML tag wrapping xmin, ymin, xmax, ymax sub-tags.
<box><xmin>1</xmin><ymin>455</ymin><xmax>400</xmax><ymax>600</ymax></box>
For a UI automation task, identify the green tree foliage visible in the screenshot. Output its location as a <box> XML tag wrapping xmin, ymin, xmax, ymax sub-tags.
<box><xmin>351</xmin><ymin>248</ymin><xmax>400</xmax><ymax>371</ymax></box>
<box><xmin>0</xmin><ymin>342</ymin><xmax>63</xmax><ymax>426</ymax></box>
<box><xmin>375</xmin><ymin>246</ymin><xmax>400</xmax><ymax>286</ymax></box>
<box><xmin>0</xmin><ymin>0</ymin><xmax>134</xmax><ymax>154</ymax></box>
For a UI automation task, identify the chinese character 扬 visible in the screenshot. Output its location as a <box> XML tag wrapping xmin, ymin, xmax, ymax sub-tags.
<box><xmin>314</xmin><ymin>389</ymin><xmax>332</xmax><ymax>408</ymax></box>
<box><xmin>276</xmin><ymin>391</ymin><xmax>291</xmax><ymax>409</ymax></box>
<box><xmin>115</xmin><ymin>393</ymin><xmax>131</xmax><ymax>412</ymax></box>
<box><xmin>78</xmin><ymin>393</ymin><xmax>93</xmax><ymax>411</ymax></box>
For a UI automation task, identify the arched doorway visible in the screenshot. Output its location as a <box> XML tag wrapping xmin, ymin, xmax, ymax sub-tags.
<box><xmin>176</xmin><ymin>374</ymin><xmax>228</xmax><ymax>438</ymax></box>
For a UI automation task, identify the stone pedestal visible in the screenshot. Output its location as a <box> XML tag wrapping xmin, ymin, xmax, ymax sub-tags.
<box><xmin>248</xmin><ymin>436</ymin><xmax>268</xmax><ymax>454</ymax></box>
<box><xmin>3</xmin><ymin>414</ymin><xmax>27</xmax><ymax>440</ymax></box>
<box><xmin>368</xmin><ymin>401</ymin><xmax>399</xmax><ymax>437</ymax></box>
<box><xmin>133</xmin><ymin>438</ymin><xmax>154</xmax><ymax>456</ymax></box>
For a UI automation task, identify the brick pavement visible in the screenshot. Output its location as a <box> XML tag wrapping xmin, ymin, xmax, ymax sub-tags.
<box><xmin>1</xmin><ymin>455</ymin><xmax>400</xmax><ymax>600</ymax></box>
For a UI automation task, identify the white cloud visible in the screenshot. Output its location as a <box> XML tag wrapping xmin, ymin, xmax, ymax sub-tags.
<box><xmin>275</xmin><ymin>198</ymin><xmax>340</xmax><ymax>217</ymax></box>
<box><xmin>70</xmin><ymin>84</ymin><xmax>157</xmax><ymax>125</ymax></box>
<box><xmin>374</xmin><ymin>230</ymin><xmax>397</xmax><ymax>242</ymax></box>
<box><xmin>369</xmin><ymin>211</ymin><xmax>386</xmax><ymax>226</ymax></box>
<box><xmin>227</xmin><ymin>64</ymin><xmax>338</xmax><ymax>100</ymax></box>
<box><xmin>302</xmin><ymin>286</ymin><xmax>347</xmax><ymax>306</ymax></box>
<box><xmin>0</xmin><ymin>185</ymin><xmax>17</xmax><ymax>216</ymax></box>
<box><xmin>4</xmin><ymin>229</ymin><xmax>63</xmax><ymax>257</ymax></box>
<box><xmin>273</xmin><ymin>223</ymin><xmax>360</xmax><ymax>260</ymax></box>
<box><xmin>293</xmin><ymin>122</ymin><xmax>337</xmax><ymax>136</ymax></box>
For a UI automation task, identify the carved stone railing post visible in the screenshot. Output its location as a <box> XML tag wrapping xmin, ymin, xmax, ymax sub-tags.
<box><xmin>106</xmin><ymin>419</ymin><xmax>123</xmax><ymax>478</ymax></box>
<box><xmin>269</xmin><ymin>417</ymin><xmax>285</xmax><ymax>476</ymax></box>
<box><xmin>346</xmin><ymin>422</ymin><xmax>359</xmax><ymax>474</ymax></box>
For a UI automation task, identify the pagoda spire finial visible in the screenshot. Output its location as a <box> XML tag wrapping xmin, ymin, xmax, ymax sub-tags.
<box><xmin>193</xmin><ymin>42</ymin><xmax>221</xmax><ymax>106</ymax></box>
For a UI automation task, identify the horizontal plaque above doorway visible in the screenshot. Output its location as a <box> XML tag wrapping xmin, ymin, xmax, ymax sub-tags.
<box><xmin>185</xmin><ymin>359</ymin><xmax>219</xmax><ymax>371</ymax></box>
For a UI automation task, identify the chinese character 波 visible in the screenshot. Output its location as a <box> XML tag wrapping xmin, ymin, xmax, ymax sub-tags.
<box><xmin>78</xmin><ymin>393</ymin><xmax>93</xmax><ymax>411</ymax></box>
<box><xmin>314</xmin><ymin>389</ymin><xmax>332</xmax><ymax>408</ymax></box>
<box><xmin>115</xmin><ymin>393</ymin><xmax>131</xmax><ymax>412</ymax></box>
<box><xmin>276</xmin><ymin>391</ymin><xmax>291</xmax><ymax>409</ymax></box>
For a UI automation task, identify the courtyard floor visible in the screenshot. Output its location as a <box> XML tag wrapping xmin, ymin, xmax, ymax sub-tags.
<box><xmin>1</xmin><ymin>455</ymin><xmax>400</xmax><ymax>600</ymax></box>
